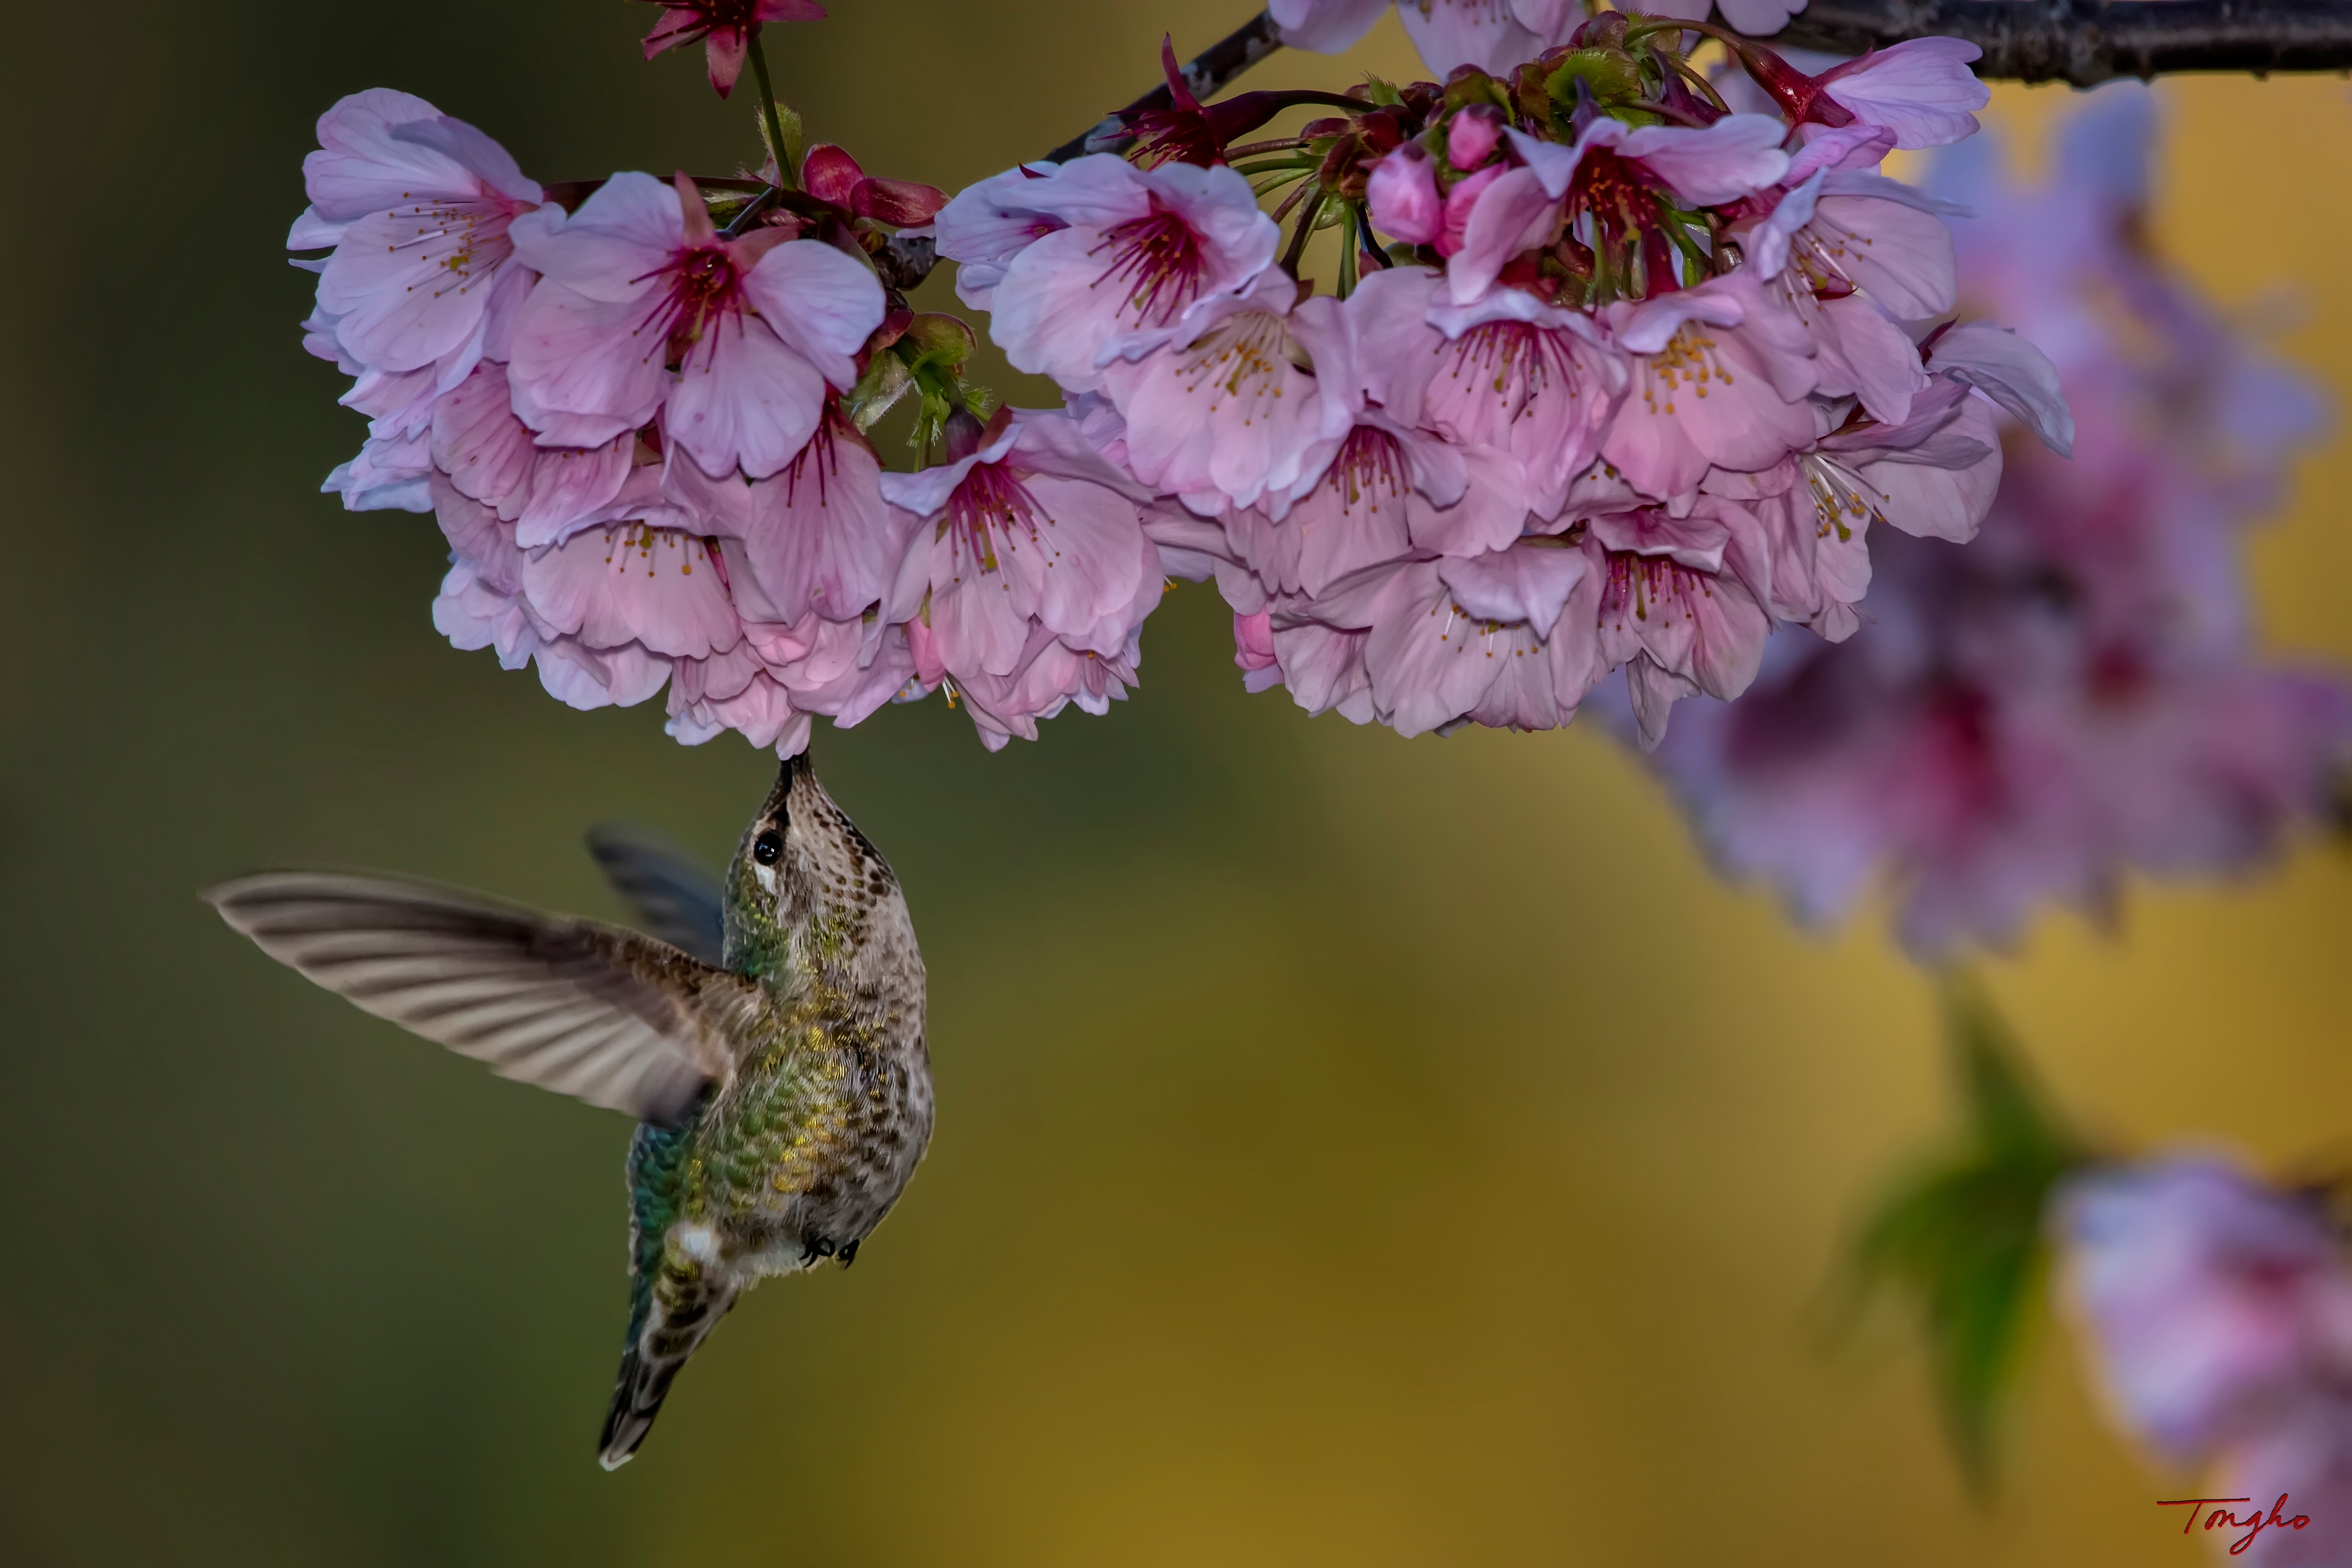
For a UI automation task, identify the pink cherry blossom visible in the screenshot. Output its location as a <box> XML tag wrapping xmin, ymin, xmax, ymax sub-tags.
<box><xmin>1602</xmin><ymin>271</ymin><xmax>1820</xmax><ymax>498</ymax></box>
<box><xmin>637</xmin><ymin>0</ymin><xmax>826</xmax><ymax>98</ymax></box>
<box><xmin>881</xmin><ymin>410</ymin><xmax>1162</xmax><ymax>686</ymax></box>
<box><xmin>1356</xmin><ymin>267</ymin><xmax>1623</xmax><ymax>520</ymax></box>
<box><xmin>292</xmin><ymin>90</ymin><xmax>543</xmax><ymax>383</ymax></box>
<box><xmin>933</xmin><ymin>164</ymin><xmax>1068</xmax><ymax>312</ymax></box>
<box><xmin>951</xmin><ymin>155</ymin><xmax>1278</xmax><ymax>393</ymax></box>
<box><xmin>1269</xmin><ymin>534</ymin><xmax>1602</xmax><ymax>737</ymax></box>
<box><xmin>2057</xmin><ymin>1156</ymin><xmax>2352</xmax><ymax>1466</ymax></box>
<box><xmin>1233</xmin><ymin>609</ymin><xmax>1280</xmax><ymax>685</ymax></box>
<box><xmin>946</xmin><ymin>623</ymin><xmax>1147</xmax><ymax>752</ymax></box>
<box><xmin>1434</xmin><ymin>163</ymin><xmax>1505</xmax><ymax>261</ymax></box>
<box><xmin>1441</xmin><ymin>120</ymin><xmax>1789</xmax><ymax>305</ymax></box>
<box><xmin>301</xmin><ymin>22</ymin><xmax>2067</xmax><ymax>769</ymax></box>
<box><xmin>1446</xmin><ymin>105</ymin><xmax>1507</xmax><ymax>172</ymax></box>
<box><xmin>507</xmin><ymin>172</ymin><xmax>883</xmax><ymax>478</ymax></box>
<box><xmin>1590</xmin><ymin>500</ymin><xmax>1775</xmax><ymax>747</ymax></box>
<box><xmin>323</xmin><ymin>424</ymin><xmax>433</xmax><ymax>513</ymax></box>
<box><xmin>1228</xmin><ymin>414</ymin><xmax>1480</xmax><ymax>597</ymax></box>
<box><xmin>1625</xmin><ymin>88</ymin><xmax>2345</xmax><ymax>951</ymax></box>
<box><xmin>429</xmin><ymin>363</ymin><xmax>634</xmax><ymax>547</ymax></box>
<box><xmin>292</xmin><ymin>91</ymin><xmax>545</xmax><ymax>511</ymax></box>
<box><xmin>660</xmin><ymin>411</ymin><xmax>899</xmax><ymax>624</ymax></box>
<box><xmin>1366</xmin><ymin>143</ymin><xmax>1442</xmax><ymax>246</ymax></box>
<box><xmin>1817</xmin><ymin>39</ymin><xmax>1991</xmax><ymax>151</ymax></box>
<box><xmin>1928</xmin><ymin>319</ymin><xmax>2075</xmax><ymax>456</ymax></box>
<box><xmin>1101</xmin><ymin>272</ymin><xmax>1358</xmax><ymax>516</ymax></box>
<box><xmin>1268</xmin><ymin>0</ymin><xmax>1580</xmax><ymax>77</ymax></box>
<box><xmin>1744</xmin><ymin>168</ymin><xmax>1963</xmax><ymax>422</ymax></box>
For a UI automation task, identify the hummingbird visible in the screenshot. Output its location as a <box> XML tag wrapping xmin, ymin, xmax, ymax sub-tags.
<box><xmin>204</xmin><ymin>753</ymin><xmax>931</xmax><ymax>1469</ymax></box>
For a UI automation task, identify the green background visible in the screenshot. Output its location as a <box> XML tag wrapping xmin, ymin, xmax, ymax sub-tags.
<box><xmin>5</xmin><ymin>3</ymin><xmax>2351</xmax><ymax>1562</ymax></box>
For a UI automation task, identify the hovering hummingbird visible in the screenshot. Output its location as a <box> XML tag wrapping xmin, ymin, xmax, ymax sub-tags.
<box><xmin>205</xmin><ymin>754</ymin><xmax>931</xmax><ymax>1469</ymax></box>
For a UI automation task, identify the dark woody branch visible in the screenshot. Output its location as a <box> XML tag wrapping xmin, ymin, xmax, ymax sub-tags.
<box><xmin>1767</xmin><ymin>0</ymin><xmax>2352</xmax><ymax>87</ymax></box>
<box><xmin>1044</xmin><ymin>11</ymin><xmax>1289</xmax><ymax>162</ymax></box>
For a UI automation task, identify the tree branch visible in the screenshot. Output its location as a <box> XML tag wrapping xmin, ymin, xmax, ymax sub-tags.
<box><xmin>1765</xmin><ymin>0</ymin><xmax>2352</xmax><ymax>86</ymax></box>
<box><xmin>1043</xmin><ymin>11</ymin><xmax>1289</xmax><ymax>163</ymax></box>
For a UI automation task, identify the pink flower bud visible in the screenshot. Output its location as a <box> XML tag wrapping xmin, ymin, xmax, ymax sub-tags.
<box><xmin>1366</xmin><ymin>144</ymin><xmax>1442</xmax><ymax>246</ymax></box>
<box><xmin>1446</xmin><ymin>105</ymin><xmax>1505</xmax><ymax>171</ymax></box>
<box><xmin>1435</xmin><ymin>163</ymin><xmax>1502</xmax><ymax>259</ymax></box>
<box><xmin>1233</xmin><ymin>611</ymin><xmax>1276</xmax><ymax>673</ymax></box>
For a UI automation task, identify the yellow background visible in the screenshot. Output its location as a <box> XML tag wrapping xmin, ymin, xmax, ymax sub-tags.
<box><xmin>3</xmin><ymin>4</ymin><xmax>2346</xmax><ymax>1562</ymax></box>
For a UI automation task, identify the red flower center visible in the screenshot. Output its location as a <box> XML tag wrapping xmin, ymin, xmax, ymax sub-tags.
<box><xmin>1325</xmin><ymin>426</ymin><xmax>1411</xmax><ymax>515</ymax></box>
<box><xmin>1602</xmin><ymin>550</ymin><xmax>1714</xmax><ymax>626</ymax></box>
<box><xmin>639</xmin><ymin>243</ymin><xmax>747</xmax><ymax>370</ymax></box>
<box><xmin>1091</xmin><ymin>199</ymin><xmax>1208</xmax><ymax>330</ymax></box>
<box><xmin>946</xmin><ymin>461</ymin><xmax>1049</xmax><ymax>576</ymax></box>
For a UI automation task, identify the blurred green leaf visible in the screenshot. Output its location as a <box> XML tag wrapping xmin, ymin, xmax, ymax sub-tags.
<box><xmin>1847</xmin><ymin>978</ymin><xmax>2093</xmax><ymax>1494</ymax></box>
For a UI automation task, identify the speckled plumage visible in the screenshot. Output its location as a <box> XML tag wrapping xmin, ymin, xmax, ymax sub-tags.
<box><xmin>203</xmin><ymin>753</ymin><xmax>929</xmax><ymax>1471</ymax></box>
<box><xmin>605</xmin><ymin>754</ymin><xmax>932</xmax><ymax>1467</ymax></box>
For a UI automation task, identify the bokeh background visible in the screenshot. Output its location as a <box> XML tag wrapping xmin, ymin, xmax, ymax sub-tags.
<box><xmin>4</xmin><ymin>3</ymin><xmax>2350</xmax><ymax>1563</ymax></box>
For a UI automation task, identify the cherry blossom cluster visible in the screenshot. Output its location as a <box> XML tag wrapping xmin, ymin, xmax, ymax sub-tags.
<box><xmin>2057</xmin><ymin>1154</ymin><xmax>2352</xmax><ymax>1566</ymax></box>
<box><xmin>1625</xmin><ymin>86</ymin><xmax>2352</xmax><ymax>955</ymax></box>
<box><xmin>940</xmin><ymin>16</ymin><xmax>2067</xmax><ymax>746</ymax></box>
<box><xmin>294</xmin><ymin>4</ymin><xmax>2065</xmax><ymax>757</ymax></box>
<box><xmin>293</xmin><ymin>2</ymin><xmax>1165</xmax><ymax>754</ymax></box>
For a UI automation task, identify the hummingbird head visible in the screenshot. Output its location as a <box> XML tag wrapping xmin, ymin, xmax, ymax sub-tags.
<box><xmin>723</xmin><ymin>752</ymin><xmax>917</xmax><ymax>989</ymax></box>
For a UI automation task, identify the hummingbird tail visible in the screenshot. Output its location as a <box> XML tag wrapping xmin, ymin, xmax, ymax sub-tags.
<box><xmin>597</xmin><ymin>1279</ymin><xmax>737</xmax><ymax>1470</ymax></box>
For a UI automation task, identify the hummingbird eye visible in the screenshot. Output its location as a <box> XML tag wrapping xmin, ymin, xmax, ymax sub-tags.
<box><xmin>753</xmin><ymin>830</ymin><xmax>783</xmax><ymax>866</ymax></box>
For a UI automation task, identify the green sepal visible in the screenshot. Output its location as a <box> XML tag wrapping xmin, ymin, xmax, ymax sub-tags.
<box><xmin>754</xmin><ymin>100</ymin><xmax>808</xmax><ymax>185</ymax></box>
<box><xmin>1362</xmin><ymin>75</ymin><xmax>1404</xmax><ymax>107</ymax></box>
<box><xmin>1601</xmin><ymin>104</ymin><xmax>1665</xmax><ymax>129</ymax></box>
<box><xmin>1546</xmin><ymin>48</ymin><xmax>1645</xmax><ymax>109</ymax></box>
<box><xmin>899</xmin><ymin>312</ymin><xmax>977</xmax><ymax>368</ymax></box>
<box><xmin>1843</xmin><ymin>978</ymin><xmax>2095</xmax><ymax>1494</ymax></box>
<box><xmin>1443</xmin><ymin>69</ymin><xmax>1510</xmax><ymax>114</ymax></box>
<box><xmin>844</xmin><ymin>351</ymin><xmax>915</xmax><ymax>434</ymax></box>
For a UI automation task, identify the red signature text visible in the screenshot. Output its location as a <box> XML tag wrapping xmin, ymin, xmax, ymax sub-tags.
<box><xmin>2158</xmin><ymin>1495</ymin><xmax>2313</xmax><ymax>1556</ymax></box>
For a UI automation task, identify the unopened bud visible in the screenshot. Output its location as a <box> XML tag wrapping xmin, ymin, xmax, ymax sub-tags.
<box><xmin>1446</xmin><ymin>105</ymin><xmax>1505</xmax><ymax>170</ymax></box>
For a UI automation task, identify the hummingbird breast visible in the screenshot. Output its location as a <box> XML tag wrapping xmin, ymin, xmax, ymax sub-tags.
<box><xmin>684</xmin><ymin>985</ymin><xmax>933</xmax><ymax>1280</ymax></box>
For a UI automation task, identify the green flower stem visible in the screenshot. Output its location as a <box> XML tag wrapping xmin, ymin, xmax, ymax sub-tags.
<box><xmin>1231</xmin><ymin>156</ymin><xmax>1318</xmax><ymax>177</ymax></box>
<box><xmin>746</xmin><ymin>28</ymin><xmax>800</xmax><ymax>191</ymax></box>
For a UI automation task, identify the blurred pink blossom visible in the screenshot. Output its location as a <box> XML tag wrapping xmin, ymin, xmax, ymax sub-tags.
<box><xmin>1629</xmin><ymin>87</ymin><xmax>2350</xmax><ymax>954</ymax></box>
<box><xmin>2058</xmin><ymin>1156</ymin><xmax>2352</xmax><ymax>1465</ymax></box>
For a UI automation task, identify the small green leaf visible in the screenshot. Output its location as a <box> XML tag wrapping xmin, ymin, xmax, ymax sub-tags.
<box><xmin>1362</xmin><ymin>75</ymin><xmax>1404</xmax><ymax>107</ymax></box>
<box><xmin>1843</xmin><ymin>978</ymin><xmax>2093</xmax><ymax>1494</ymax></box>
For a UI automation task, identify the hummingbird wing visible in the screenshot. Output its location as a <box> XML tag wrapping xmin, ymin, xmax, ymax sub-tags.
<box><xmin>204</xmin><ymin>873</ymin><xmax>754</xmax><ymax>1125</ymax></box>
<box><xmin>583</xmin><ymin>825</ymin><xmax>727</xmax><ymax>968</ymax></box>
